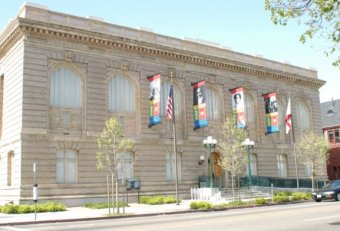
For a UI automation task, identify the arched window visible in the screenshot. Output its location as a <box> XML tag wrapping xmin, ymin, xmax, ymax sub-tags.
<box><xmin>56</xmin><ymin>149</ymin><xmax>78</xmax><ymax>184</ymax></box>
<box><xmin>296</xmin><ymin>100</ymin><xmax>310</xmax><ymax>129</ymax></box>
<box><xmin>50</xmin><ymin>66</ymin><xmax>81</xmax><ymax>108</ymax></box>
<box><xmin>206</xmin><ymin>87</ymin><xmax>221</xmax><ymax>120</ymax></box>
<box><xmin>160</xmin><ymin>81</ymin><xmax>181</xmax><ymax>118</ymax></box>
<box><xmin>277</xmin><ymin>154</ymin><xmax>287</xmax><ymax>178</ymax></box>
<box><xmin>245</xmin><ymin>93</ymin><xmax>255</xmax><ymax>124</ymax></box>
<box><xmin>117</xmin><ymin>152</ymin><xmax>134</xmax><ymax>180</ymax></box>
<box><xmin>108</xmin><ymin>76</ymin><xmax>135</xmax><ymax>113</ymax></box>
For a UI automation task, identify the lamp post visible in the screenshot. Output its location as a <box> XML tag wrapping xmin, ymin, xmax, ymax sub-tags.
<box><xmin>203</xmin><ymin>136</ymin><xmax>217</xmax><ymax>188</ymax></box>
<box><xmin>242</xmin><ymin>138</ymin><xmax>254</xmax><ymax>186</ymax></box>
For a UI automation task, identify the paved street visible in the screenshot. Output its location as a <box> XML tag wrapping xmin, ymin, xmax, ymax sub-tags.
<box><xmin>2</xmin><ymin>202</ymin><xmax>340</xmax><ymax>231</ymax></box>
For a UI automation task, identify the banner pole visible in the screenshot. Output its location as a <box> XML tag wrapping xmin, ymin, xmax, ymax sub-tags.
<box><xmin>170</xmin><ymin>71</ymin><xmax>180</xmax><ymax>205</ymax></box>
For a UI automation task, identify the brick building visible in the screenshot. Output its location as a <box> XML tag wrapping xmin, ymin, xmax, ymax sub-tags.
<box><xmin>0</xmin><ymin>4</ymin><xmax>325</xmax><ymax>205</ymax></box>
<box><xmin>321</xmin><ymin>99</ymin><xmax>340</xmax><ymax>180</ymax></box>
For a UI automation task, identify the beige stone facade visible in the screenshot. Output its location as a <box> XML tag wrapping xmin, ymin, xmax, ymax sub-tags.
<box><xmin>0</xmin><ymin>4</ymin><xmax>325</xmax><ymax>205</ymax></box>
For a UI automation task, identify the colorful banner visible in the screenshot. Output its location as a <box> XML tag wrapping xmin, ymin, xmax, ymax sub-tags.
<box><xmin>230</xmin><ymin>87</ymin><xmax>246</xmax><ymax>128</ymax></box>
<box><xmin>263</xmin><ymin>92</ymin><xmax>279</xmax><ymax>134</ymax></box>
<box><xmin>192</xmin><ymin>80</ymin><xmax>207</xmax><ymax>129</ymax></box>
<box><xmin>148</xmin><ymin>73</ymin><xmax>161</xmax><ymax>127</ymax></box>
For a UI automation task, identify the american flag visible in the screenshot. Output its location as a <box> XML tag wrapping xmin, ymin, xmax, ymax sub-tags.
<box><xmin>166</xmin><ymin>85</ymin><xmax>173</xmax><ymax>120</ymax></box>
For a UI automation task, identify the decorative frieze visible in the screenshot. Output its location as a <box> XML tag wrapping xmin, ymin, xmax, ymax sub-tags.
<box><xmin>0</xmin><ymin>19</ymin><xmax>325</xmax><ymax>89</ymax></box>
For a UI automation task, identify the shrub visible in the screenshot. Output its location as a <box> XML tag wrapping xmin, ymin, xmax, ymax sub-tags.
<box><xmin>227</xmin><ymin>200</ymin><xmax>247</xmax><ymax>207</ymax></box>
<box><xmin>291</xmin><ymin>192</ymin><xmax>312</xmax><ymax>200</ymax></box>
<box><xmin>140</xmin><ymin>195</ymin><xmax>178</xmax><ymax>205</ymax></box>
<box><xmin>274</xmin><ymin>191</ymin><xmax>292</xmax><ymax>196</ymax></box>
<box><xmin>0</xmin><ymin>204</ymin><xmax>19</xmax><ymax>214</ymax></box>
<box><xmin>0</xmin><ymin>202</ymin><xmax>66</xmax><ymax>214</ymax></box>
<box><xmin>255</xmin><ymin>198</ymin><xmax>267</xmax><ymax>205</ymax></box>
<box><xmin>17</xmin><ymin>204</ymin><xmax>33</xmax><ymax>214</ymax></box>
<box><xmin>273</xmin><ymin>194</ymin><xmax>289</xmax><ymax>203</ymax></box>
<box><xmin>163</xmin><ymin>196</ymin><xmax>177</xmax><ymax>204</ymax></box>
<box><xmin>148</xmin><ymin>196</ymin><xmax>164</xmax><ymax>205</ymax></box>
<box><xmin>84</xmin><ymin>202</ymin><xmax>128</xmax><ymax>209</ymax></box>
<box><xmin>140</xmin><ymin>196</ymin><xmax>150</xmax><ymax>204</ymax></box>
<box><xmin>190</xmin><ymin>201</ymin><xmax>212</xmax><ymax>210</ymax></box>
<box><xmin>212</xmin><ymin>203</ymin><xmax>228</xmax><ymax>210</ymax></box>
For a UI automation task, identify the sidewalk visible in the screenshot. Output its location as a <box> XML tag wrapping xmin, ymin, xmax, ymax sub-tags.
<box><xmin>0</xmin><ymin>200</ymin><xmax>196</xmax><ymax>226</ymax></box>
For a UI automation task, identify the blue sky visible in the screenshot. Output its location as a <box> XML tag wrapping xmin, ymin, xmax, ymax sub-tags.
<box><xmin>1</xmin><ymin>0</ymin><xmax>339</xmax><ymax>103</ymax></box>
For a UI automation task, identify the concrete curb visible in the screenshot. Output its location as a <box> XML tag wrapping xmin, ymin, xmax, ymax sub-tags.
<box><xmin>0</xmin><ymin>200</ymin><xmax>312</xmax><ymax>226</ymax></box>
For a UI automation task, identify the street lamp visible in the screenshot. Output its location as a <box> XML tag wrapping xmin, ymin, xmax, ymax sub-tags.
<box><xmin>242</xmin><ymin>138</ymin><xmax>254</xmax><ymax>186</ymax></box>
<box><xmin>203</xmin><ymin>136</ymin><xmax>217</xmax><ymax>188</ymax></box>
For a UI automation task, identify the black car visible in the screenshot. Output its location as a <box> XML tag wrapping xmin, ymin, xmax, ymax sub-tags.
<box><xmin>312</xmin><ymin>180</ymin><xmax>340</xmax><ymax>202</ymax></box>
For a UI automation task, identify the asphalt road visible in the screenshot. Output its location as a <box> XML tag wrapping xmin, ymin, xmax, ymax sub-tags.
<box><xmin>2</xmin><ymin>202</ymin><xmax>340</xmax><ymax>231</ymax></box>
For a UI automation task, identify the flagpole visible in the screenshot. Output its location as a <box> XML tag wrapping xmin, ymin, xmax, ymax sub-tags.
<box><xmin>288</xmin><ymin>93</ymin><xmax>300</xmax><ymax>191</ymax></box>
<box><xmin>170</xmin><ymin>71</ymin><xmax>180</xmax><ymax>205</ymax></box>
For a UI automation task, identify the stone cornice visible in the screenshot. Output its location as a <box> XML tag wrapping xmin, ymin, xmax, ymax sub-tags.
<box><xmin>0</xmin><ymin>18</ymin><xmax>325</xmax><ymax>89</ymax></box>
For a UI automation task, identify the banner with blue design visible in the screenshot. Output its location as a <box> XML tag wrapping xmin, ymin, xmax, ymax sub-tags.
<box><xmin>148</xmin><ymin>73</ymin><xmax>161</xmax><ymax>127</ymax></box>
<box><xmin>192</xmin><ymin>80</ymin><xmax>207</xmax><ymax>130</ymax></box>
<box><xmin>230</xmin><ymin>87</ymin><xmax>246</xmax><ymax>128</ymax></box>
<box><xmin>263</xmin><ymin>92</ymin><xmax>279</xmax><ymax>134</ymax></box>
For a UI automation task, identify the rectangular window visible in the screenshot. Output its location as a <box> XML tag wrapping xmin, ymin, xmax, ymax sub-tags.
<box><xmin>335</xmin><ymin>129</ymin><xmax>340</xmax><ymax>143</ymax></box>
<box><xmin>277</xmin><ymin>154</ymin><xmax>287</xmax><ymax>178</ymax></box>
<box><xmin>117</xmin><ymin>152</ymin><xmax>133</xmax><ymax>180</ymax></box>
<box><xmin>56</xmin><ymin>150</ymin><xmax>77</xmax><ymax>184</ymax></box>
<box><xmin>166</xmin><ymin>152</ymin><xmax>181</xmax><ymax>180</ymax></box>
<box><xmin>328</xmin><ymin>130</ymin><xmax>334</xmax><ymax>143</ymax></box>
<box><xmin>305</xmin><ymin>160</ymin><xmax>312</xmax><ymax>177</ymax></box>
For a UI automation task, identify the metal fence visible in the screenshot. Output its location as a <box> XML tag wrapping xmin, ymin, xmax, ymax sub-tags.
<box><xmin>239</xmin><ymin>176</ymin><xmax>327</xmax><ymax>189</ymax></box>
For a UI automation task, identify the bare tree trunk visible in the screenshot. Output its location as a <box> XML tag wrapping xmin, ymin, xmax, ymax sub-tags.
<box><xmin>116</xmin><ymin>175</ymin><xmax>119</xmax><ymax>214</ymax></box>
<box><xmin>311</xmin><ymin>162</ymin><xmax>315</xmax><ymax>192</ymax></box>
<box><xmin>312</xmin><ymin>172</ymin><xmax>315</xmax><ymax>192</ymax></box>
<box><xmin>107</xmin><ymin>172</ymin><xmax>110</xmax><ymax>215</ymax></box>
<box><xmin>231</xmin><ymin>173</ymin><xmax>235</xmax><ymax>201</ymax></box>
<box><xmin>111</xmin><ymin>173</ymin><xmax>115</xmax><ymax>214</ymax></box>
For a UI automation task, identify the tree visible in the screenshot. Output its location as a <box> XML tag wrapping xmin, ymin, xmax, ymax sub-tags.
<box><xmin>218</xmin><ymin>117</ymin><xmax>248</xmax><ymax>200</ymax></box>
<box><xmin>96</xmin><ymin>117</ymin><xmax>134</xmax><ymax>214</ymax></box>
<box><xmin>295</xmin><ymin>131</ymin><xmax>329</xmax><ymax>192</ymax></box>
<box><xmin>265</xmin><ymin>0</ymin><xmax>340</xmax><ymax>67</ymax></box>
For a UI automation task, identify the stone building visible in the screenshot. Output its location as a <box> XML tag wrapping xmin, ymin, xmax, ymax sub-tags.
<box><xmin>0</xmin><ymin>4</ymin><xmax>325</xmax><ymax>205</ymax></box>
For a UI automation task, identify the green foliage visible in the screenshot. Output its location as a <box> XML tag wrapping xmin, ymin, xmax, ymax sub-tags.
<box><xmin>274</xmin><ymin>191</ymin><xmax>292</xmax><ymax>196</ymax></box>
<box><xmin>255</xmin><ymin>197</ymin><xmax>267</xmax><ymax>205</ymax></box>
<box><xmin>140</xmin><ymin>195</ymin><xmax>177</xmax><ymax>205</ymax></box>
<box><xmin>211</xmin><ymin>203</ymin><xmax>229</xmax><ymax>209</ymax></box>
<box><xmin>96</xmin><ymin>117</ymin><xmax>135</xmax><ymax>171</ymax></box>
<box><xmin>295</xmin><ymin>131</ymin><xmax>329</xmax><ymax>191</ymax></box>
<box><xmin>219</xmin><ymin>116</ymin><xmax>248</xmax><ymax>192</ymax></box>
<box><xmin>0</xmin><ymin>202</ymin><xmax>66</xmax><ymax>214</ymax></box>
<box><xmin>227</xmin><ymin>200</ymin><xmax>247</xmax><ymax>207</ymax></box>
<box><xmin>273</xmin><ymin>194</ymin><xmax>290</xmax><ymax>203</ymax></box>
<box><xmin>84</xmin><ymin>202</ymin><xmax>128</xmax><ymax>209</ymax></box>
<box><xmin>265</xmin><ymin>0</ymin><xmax>340</xmax><ymax>68</ymax></box>
<box><xmin>190</xmin><ymin>201</ymin><xmax>212</xmax><ymax>210</ymax></box>
<box><xmin>0</xmin><ymin>204</ymin><xmax>20</xmax><ymax>214</ymax></box>
<box><xmin>163</xmin><ymin>195</ymin><xmax>178</xmax><ymax>204</ymax></box>
<box><xmin>291</xmin><ymin>192</ymin><xmax>312</xmax><ymax>200</ymax></box>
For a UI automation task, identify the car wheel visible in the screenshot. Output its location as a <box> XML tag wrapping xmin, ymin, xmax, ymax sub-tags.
<box><xmin>315</xmin><ymin>199</ymin><xmax>321</xmax><ymax>202</ymax></box>
<box><xmin>336</xmin><ymin>192</ymin><xmax>340</xmax><ymax>201</ymax></box>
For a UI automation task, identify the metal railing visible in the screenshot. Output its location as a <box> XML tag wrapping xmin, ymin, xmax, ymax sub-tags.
<box><xmin>239</xmin><ymin>176</ymin><xmax>327</xmax><ymax>189</ymax></box>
